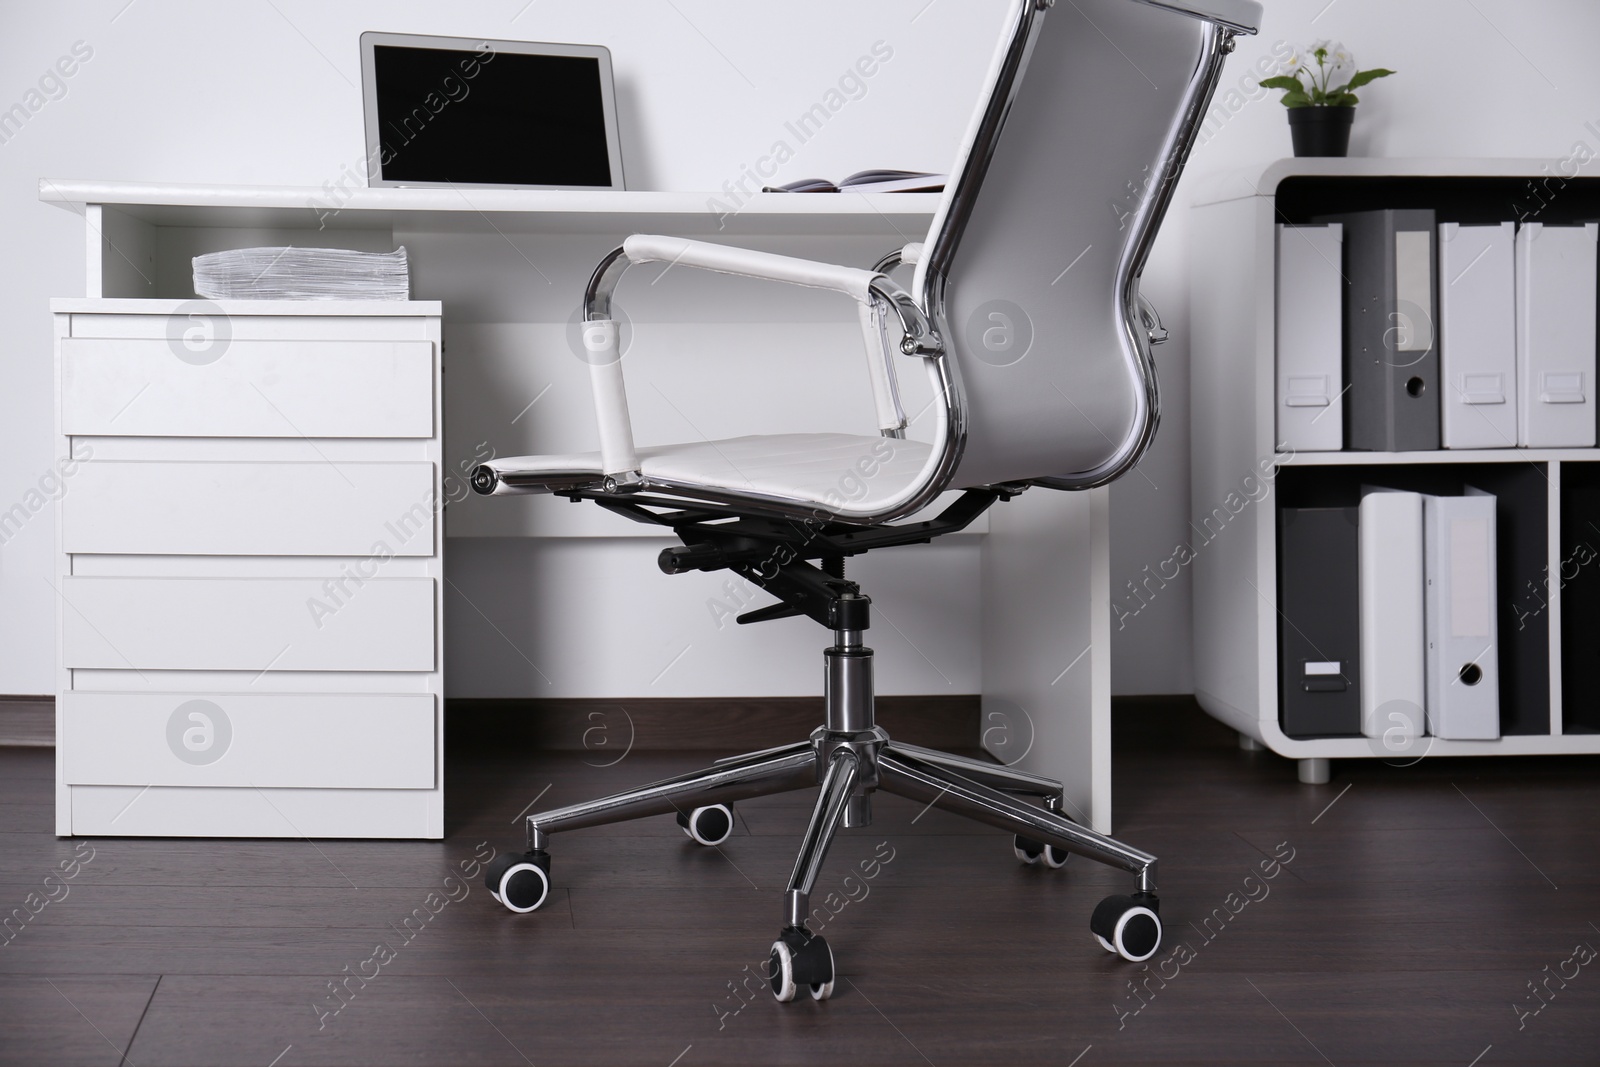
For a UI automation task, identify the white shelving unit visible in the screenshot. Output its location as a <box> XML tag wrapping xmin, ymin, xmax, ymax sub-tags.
<box><xmin>1188</xmin><ymin>157</ymin><xmax>1600</xmax><ymax>778</ymax></box>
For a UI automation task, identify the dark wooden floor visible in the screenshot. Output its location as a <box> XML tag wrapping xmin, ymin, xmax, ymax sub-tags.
<box><xmin>3</xmin><ymin>699</ymin><xmax>1598</xmax><ymax>1066</ymax></box>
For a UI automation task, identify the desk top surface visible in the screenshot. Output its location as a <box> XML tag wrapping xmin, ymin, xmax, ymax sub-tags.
<box><xmin>40</xmin><ymin>178</ymin><xmax>941</xmax><ymax>236</ymax></box>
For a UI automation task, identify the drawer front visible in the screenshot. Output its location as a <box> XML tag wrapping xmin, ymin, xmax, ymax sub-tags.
<box><xmin>61</xmin><ymin>692</ymin><xmax>435</xmax><ymax>788</ymax></box>
<box><xmin>68</xmin><ymin>784</ymin><xmax>440</xmax><ymax>838</ymax></box>
<box><xmin>62</xmin><ymin>460</ymin><xmax>436</xmax><ymax>556</ymax></box>
<box><xmin>60</xmin><ymin>337</ymin><xmax>433</xmax><ymax>438</ymax></box>
<box><xmin>61</xmin><ymin>576</ymin><xmax>435</xmax><ymax>671</ymax></box>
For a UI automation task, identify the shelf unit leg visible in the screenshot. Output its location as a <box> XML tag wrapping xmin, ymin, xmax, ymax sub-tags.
<box><xmin>1238</xmin><ymin>732</ymin><xmax>1264</xmax><ymax>752</ymax></box>
<box><xmin>1297</xmin><ymin>758</ymin><xmax>1331</xmax><ymax>785</ymax></box>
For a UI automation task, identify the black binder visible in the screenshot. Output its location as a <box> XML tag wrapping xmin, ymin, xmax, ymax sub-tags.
<box><xmin>1278</xmin><ymin>506</ymin><xmax>1363</xmax><ymax>738</ymax></box>
<box><xmin>1318</xmin><ymin>208</ymin><xmax>1442</xmax><ymax>451</ymax></box>
<box><xmin>1560</xmin><ymin>483</ymin><xmax>1600</xmax><ymax>733</ymax></box>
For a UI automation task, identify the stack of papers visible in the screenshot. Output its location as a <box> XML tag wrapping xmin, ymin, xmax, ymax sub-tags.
<box><xmin>192</xmin><ymin>246</ymin><xmax>410</xmax><ymax>301</ymax></box>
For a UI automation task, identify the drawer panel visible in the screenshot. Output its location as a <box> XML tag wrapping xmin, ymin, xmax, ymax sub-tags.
<box><xmin>62</xmin><ymin>460</ymin><xmax>436</xmax><ymax>556</ymax></box>
<box><xmin>61</xmin><ymin>576</ymin><xmax>435</xmax><ymax>671</ymax></box>
<box><xmin>69</xmin><ymin>784</ymin><xmax>441</xmax><ymax>838</ymax></box>
<box><xmin>70</xmin><ymin>311</ymin><xmax>436</xmax><ymax>342</ymax></box>
<box><xmin>61</xmin><ymin>692</ymin><xmax>435</xmax><ymax>788</ymax></box>
<box><xmin>60</xmin><ymin>337</ymin><xmax>433</xmax><ymax>437</ymax></box>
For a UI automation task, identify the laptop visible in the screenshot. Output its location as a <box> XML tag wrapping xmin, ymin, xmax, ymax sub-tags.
<box><xmin>360</xmin><ymin>31</ymin><xmax>625</xmax><ymax>190</ymax></box>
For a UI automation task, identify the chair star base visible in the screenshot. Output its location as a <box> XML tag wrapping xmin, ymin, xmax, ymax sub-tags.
<box><xmin>486</xmin><ymin>627</ymin><xmax>1162</xmax><ymax>998</ymax></box>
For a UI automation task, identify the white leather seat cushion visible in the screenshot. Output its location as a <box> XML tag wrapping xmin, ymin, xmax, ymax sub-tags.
<box><xmin>492</xmin><ymin>433</ymin><xmax>931</xmax><ymax>511</ymax></box>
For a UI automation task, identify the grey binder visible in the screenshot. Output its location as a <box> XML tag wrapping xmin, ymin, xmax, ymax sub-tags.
<box><xmin>1321</xmin><ymin>209</ymin><xmax>1442</xmax><ymax>451</ymax></box>
<box><xmin>1278</xmin><ymin>506</ymin><xmax>1363</xmax><ymax>737</ymax></box>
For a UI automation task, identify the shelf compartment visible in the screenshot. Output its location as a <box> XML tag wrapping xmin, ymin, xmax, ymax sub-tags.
<box><xmin>1559</xmin><ymin>459</ymin><xmax>1600</xmax><ymax>733</ymax></box>
<box><xmin>1276</xmin><ymin>462</ymin><xmax>1550</xmax><ymax>737</ymax></box>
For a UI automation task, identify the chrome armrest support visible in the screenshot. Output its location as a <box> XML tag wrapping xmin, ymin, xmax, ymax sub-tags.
<box><xmin>867</xmin><ymin>276</ymin><xmax>941</xmax><ymax>358</ymax></box>
<box><xmin>1137</xmin><ymin>294</ymin><xmax>1169</xmax><ymax>346</ymax></box>
<box><xmin>584</xmin><ymin>245</ymin><xmax>632</xmax><ymax>321</ymax></box>
<box><xmin>871</xmin><ymin>241</ymin><xmax>926</xmax><ymax>275</ymax></box>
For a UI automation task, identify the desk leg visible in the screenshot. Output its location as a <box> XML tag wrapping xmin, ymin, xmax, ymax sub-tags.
<box><xmin>979</xmin><ymin>486</ymin><xmax>1111</xmax><ymax>833</ymax></box>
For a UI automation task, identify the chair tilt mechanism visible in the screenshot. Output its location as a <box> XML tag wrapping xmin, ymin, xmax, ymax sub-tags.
<box><xmin>471</xmin><ymin>0</ymin><xmax>1261</xmax><ymax>1005</ymax></box>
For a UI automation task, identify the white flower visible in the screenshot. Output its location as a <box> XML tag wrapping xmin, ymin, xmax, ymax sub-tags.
<box><xmin>1324</xmin><ymin>41</ymin><xmax>1357</xmax><ymax>89</ymax></box>
<box><xmin>1281</xmin><ymin>46</ymin><xmax>1308</xmax><ymax>80</ymax></box>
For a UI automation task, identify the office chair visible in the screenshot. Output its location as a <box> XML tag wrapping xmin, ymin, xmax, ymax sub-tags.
<box><xmin>473</xmin><ymin>0</ymin><xmax>1261</xmax><ymax>1002</ymax></box>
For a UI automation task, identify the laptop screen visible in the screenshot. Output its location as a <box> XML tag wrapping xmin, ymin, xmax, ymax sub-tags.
<box><xmin>363</xmin><ymin>35</ymin><xmax>623</xmax><ymax>190</ymax></box>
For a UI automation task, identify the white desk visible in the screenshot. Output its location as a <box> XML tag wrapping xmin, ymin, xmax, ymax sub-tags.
<box><xmin>41</xmin><ymin>179</ymin><xmax>1112</xmax><ymax>836</ymax></box>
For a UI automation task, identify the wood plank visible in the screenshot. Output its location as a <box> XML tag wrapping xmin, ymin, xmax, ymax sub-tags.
<box><xmin>0</xmin><ymin>698</ymin><xmax>52</xmax><ymax>747</ymax></box>
<box><xmin>0</xmin><ymin>975</ymin><xmax>158</xmax><ymax>1067</ymax></box>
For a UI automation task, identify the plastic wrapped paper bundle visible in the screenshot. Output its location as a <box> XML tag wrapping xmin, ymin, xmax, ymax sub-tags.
<box><xmin>192</xmin><ymin>246</ymin><xmax>410</xmax><ymax>300</ymax></box>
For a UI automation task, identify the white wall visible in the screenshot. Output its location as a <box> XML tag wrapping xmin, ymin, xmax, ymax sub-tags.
<box><xmin>0</xmin><ymin>0</ymin><xmax>1003</xmax><ymax>698</ymax></box>
<box><xmin>2</xmin><ymin>0</ymin><xmax>1595</xmax><ymax>698</ymax></box>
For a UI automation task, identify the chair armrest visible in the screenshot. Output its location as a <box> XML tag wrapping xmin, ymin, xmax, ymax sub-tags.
<box><xmin>575</xmin><ymin>236</ymin><xmax>941</xmax><ymax>478</ymax></box>
<box><xmin>857</xmin><ymin>299</ymin><xmax>907</xmax><ymax>437</ymax></box>
<box><xmin>623</xmin><ymin>236</ymin><xmax>946</xmax><ymax>433</ymax></box>
<box><xmin>576</xmin><ymin>318</ymin><xmax>640</xmax><ymax>482</ymax></box>
<box><xmin>623</xmin><ymin>234</ymin><xmax>882</xmax><ymax>304</ymax></box>
<box><xmin>587</xmin><ymin>235</ymin><xmax>938</xmax><ymax>356</ymax></box>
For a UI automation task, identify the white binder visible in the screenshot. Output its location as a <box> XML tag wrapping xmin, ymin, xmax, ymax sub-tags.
<box><xmin>1439</xmin><ymin>222</ymin><xmax>1517</xmax><ymax>449</ymax></box>
<box><xmin>1276</xmin><ymin>223</ymin><xmax>1344</xmax><ymax>452</ymax></box>
<box><xmin>1423</xmin><ymin>491</ymin><xmax>1500</xmax><ymax>739</ymax></box>
<box><xmin>1516</xmin><ymin>222</ymin><xmax>1599</xmax><ymax>447</ymax></box>
<box><xmin>1359</xmin><ymin>489</ymin><xmax>1427</xmax><ymax>741</ymax></box>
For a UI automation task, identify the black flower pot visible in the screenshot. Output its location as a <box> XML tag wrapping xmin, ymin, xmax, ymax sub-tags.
<box><xmin>1287</xmin><ymin>106</ymin><xmax>1355</xmax><ymax>157</ymax></box>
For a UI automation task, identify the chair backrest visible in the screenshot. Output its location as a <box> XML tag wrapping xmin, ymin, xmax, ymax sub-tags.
<box><xmin>915</xmin><ymin>0</ymin><xmax>1252</xmax><ymax>491</ymax></box>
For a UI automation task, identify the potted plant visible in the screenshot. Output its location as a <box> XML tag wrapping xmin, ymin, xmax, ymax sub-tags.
<box><xmin>1261</xmin><ymin>41</ymin><xmax>1395</xmax><ymax>158</ymax></box>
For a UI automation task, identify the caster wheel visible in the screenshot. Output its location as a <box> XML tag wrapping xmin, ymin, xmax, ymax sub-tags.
<box><xmin>768</xmin><ymin>928</ymin><xmax>834</xmax><ymax>1003</ymax></box>
<box><xmin>1090</xmin><ymin>893</ymin><xmax>1161</xmax><ymax>962</ymax></box>
<box><xmin>677</xmin><ymin>804</ymin><xmax>734</xmax><ymax>846</ymax></box>
<box><xmin>807</xmin><ymin>938</ymin><xmax>836</xmax><ymax>1002</ymax></box>
<box><xmin>1014</xmin><ymin>835</ymin><xmax>1044</xmax><ymax>865</ymax></box>
<box><xmin>485</xmin><ymin>852</ymin><xmax>518</xmax><ymax>903</ymax></box>
<box><xmin>485</xmin><ymin>851</ymin><xmax>551</xmax><ymax>914</ymax></box>
<box><xmin>1014</xmin><ymin>837</ymin><xmax>1069</xmax><ymax>869</ymax></box>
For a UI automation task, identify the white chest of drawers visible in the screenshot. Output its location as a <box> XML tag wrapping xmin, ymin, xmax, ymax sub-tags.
<box><xmin>51</xmin><ymin>299</ymin><xmax>444</xmax><ymax>838</ymax></box>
